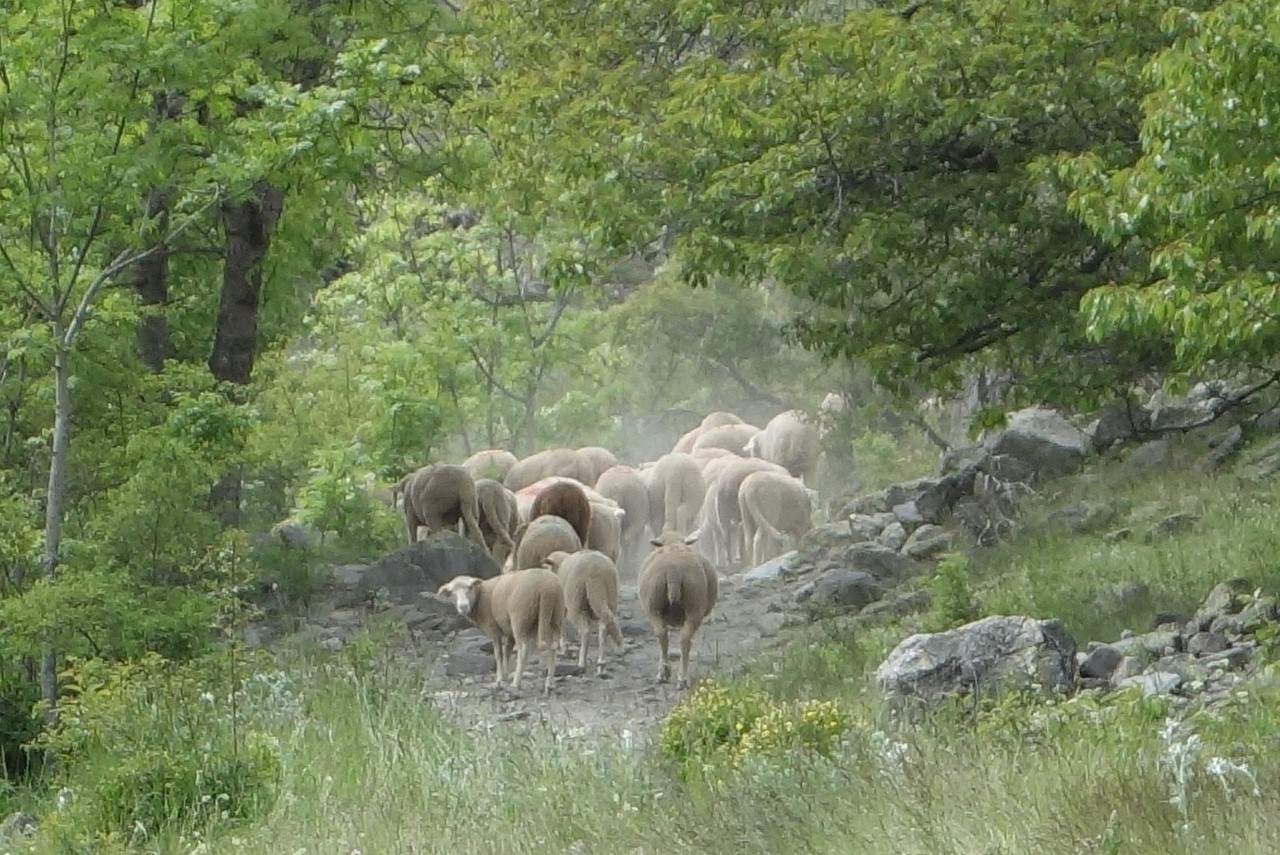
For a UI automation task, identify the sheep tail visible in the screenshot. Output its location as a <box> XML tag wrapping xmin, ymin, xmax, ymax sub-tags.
<box><xmin>665</xmin><ymin>573</ymin><xmax>683</xmax><ymax>611</ymax></box>
<box><xmin>586</xmin><ymin>579</ymin><xmax>624</xmax><ymax>648</ymax></box>
<box><xmin>537</xmin><ymin>587</ymin><xmax>561</xmax><ymax>651</ymax></box>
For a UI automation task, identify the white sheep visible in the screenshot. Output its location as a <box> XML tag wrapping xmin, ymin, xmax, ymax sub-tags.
<box><xmin>638</xmin><ymin>530</ymin><xmax>720</xmax><ymax>687</ymax></box>
<box><xmin>543</xmin><ymin>549</ymin><xmax>623</xmax><ymax>677</ymax></box>
<box><xmin>436</xmin><ymin>568</ymin><xmax>566</xmax><ymax>695</ymax></box>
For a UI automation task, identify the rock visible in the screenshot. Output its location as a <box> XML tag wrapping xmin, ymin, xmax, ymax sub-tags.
<box><xmin>353</xmin><ymin>531</ymin><xmax>501</xmax><ymax>605</ymax></box>
<box><xmin>1256</xmin><ymin>409</ymin><xmax>1280</xmax><ymax>434</ymax></box>
<box><xmin>847</xmin><ymin>514</ymin><xmax>887</xmax><ymax>542</ymax></box>
<box><xmin>743</xmin><ymin>551</ymin><xmax>795</xmax><ymax>583</ymax></box>
<box><xmin>795</xmin><ymin>569</ymin><xmax>885</xmax><ymax>612</ymax></box>
<box><xmin>856</xmin><ymin>589</ymin><xmax>932</xmax><ymax>625</ymax></box>
<box><xmin>939</xmin><ymin>444</ymin><xmax>989</xmax><ymax>476</ymax></box>
<box><xmin>875</xmin><ymin>615</ymin><xmax>1078</xmax><ymax>706</ymax></box>
<box><xmin>444</xmin><ymin>651</ymin><xmax>496</xmax><ymax>678</ymax></box>
<box><xmin>892</xmin><ymin>501</ymin><xmax>924</xmax><ymax>530</ymax></box>
<box><xmin>1204</xmin><ymin>424</ymin><xmax>1245</xmax><ymax>470</ymax></box>
<box><xmin>1079</xmin><ymin>645</ymin><xmax>1124</xmax><ymax>679</ymax></box>
<box><xmin>841</xmin><ymin>479</ymin><xmax>937</xmax><ymax>517</ymax></box>
<box><xmin>1187</xmin><ymin>631</ymin><xmax>1229</xmax><ymax>657</ymax></box>
<box><xmin>318</xmin><ymin>636</ymin><xmax>344</xmax><ymax>652</ymax></box>
<box><xmin>1049</xmin><ymin>501</ymin><xmax>1118</xmax><ymax>535</ymax></box>
<box><xmin>1122</xmin><ymin>439</ymin><xmax>1172</xmax><ymax>473</ymax></box>
<box><xmin>273</xmin><ymin>521</ymin><xmax>317</xmax><ymax>550</ymax></box>
<box><xmin>983</xmin><ymin>407</ymin><xmax>1088</xmax><ymax>479</ymax></box>
<box><xmin>876</xmin><ymin>522</ymin><xmax>908</xmax><ymax>551</ymax></box>
<box><xmin>913</xmin><ymin>466</ymin><xmax>981</xmax><ymax>524</ymax></box>
<box><xmin>1085</xmin><ymin>581</ymin><xmax>1151</xmax><ymax>618</ymax></box>
<box><xmin>1088</xmin><ymin>399</ymin><xmax>1151</xmax><ymax>451</ymax></box>
<box><xmin>329</xmin><ymin>563</ymin><xmax>369</xmax><ymax>587</ymax></box>
<box><xmin>1113</xmin><ymin>655</ymin><xmax>1146</xmax><ymax>681</ymax></box>
<box><xmin>0</xmin><ymin>812</ymin><xmax>37</xmax><ymax>843</ymax></box>
<box><xmin>1116</xmin><ymin>671</ymin><xmax>1183</xmax><ymax>697</ymax></box>
<box><xmin>1192</xmin><ymin>578</ymin><xmax>1257</xmax><ymax>632</ymax></box>
<box><xmin>618</xmin><ymin>620</ymin><xmax>650</xmax><ymax>639</ymax></box>
<box><xmin>901</xmin><ymin>524</ymin><xmax>953</xmax><ymax>560</ymax></box>
<box><xmin>1151</xmin><ymin>611</ymin><xmax>1187</xmax><ymax>631</ymax></box>
<box><xmin>1143</xmin><ymin>512</ymin><xmax>1200</xmax><ymax>542</ymax></box>
<box><xmin>844</xmin><ymin>543</ymin><xmax>926</xmax><ymax>582</ymax></box>
<box><xmin>1103</xmin><ymin>527</ymin><xmax>1133</xmax><ymax>543</ymax></box>
<box><xmin>1211</xmin><ymin>595</ymin><xmax>1279</xmax><ymax>638</ymax></box>
<box><xmin>1200</xmin><ymin>645</ymin><xmax>1254</xmax><ymax>670</ymax></box>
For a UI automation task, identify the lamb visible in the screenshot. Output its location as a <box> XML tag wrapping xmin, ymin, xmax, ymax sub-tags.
<box><xmin>744</xmin><ymin>409</ymin><xmax>821</xmax><ymax>486</ymax></box>
<box><xmin>646</xmin><ymin>452</ymin><xmax>706</xmax><ymax>538</ymax></box>
<box><xmin>576</xmin><ymin>446</ymin><xmax>619</xmax><ymax>485</ymax></box>
<box><xmin>462</xmin><ymin>448</ymin><xmax>519</xmax><ymax>483</ymax></box>
<box><xmin>527</xmin><ymin>479</ymin><xmax>593</xmax><ymax>546</ymax></box>
<box><xmin>475</xmin><ymin>478</ymin><xmax>520</xmax><ymax>568</ymax></box>
<box><xmin>585</xmin><ymin>500</ymin><xmax>624</xmax><ymax>564</ymax></box>
<box><xmin>738</xmin><ymin>470</ymin><xmax>814</xmax><ymax>567</ymax></box>
<box><xmin>437</xmin><ymin>568</ymin><xmax>565</xmax><ymax>695</ymax></box>
<box><xmin>593</xmin><ymin>465</ymin><xmax>651</xmax><ymax>575</ymax></box>
<box><xmin>396</xmin><ymin>463</ymin><xmax>486</xmax><ymax>547</ymax></box>
<box><xmin>692</xmin><ymin>422</ymin><xmax>761</xmax><ymax>456</ymax></box>
<box><xmin>512</xmin><ymin>513</ymin><xmax>583</xmax><ymax>572</ymax></box>
<box><xmin>542</xmin><ymin>550</ymin><xmax>623</xmax><ymax>676</ymax></box>
<box><xmin>638</xmin><ymin>530</ymin><xmax>719</xmax><ymax>688</ymax></box>
<box><xmin>504</xmin><ymin>448</ymin><xmax>597</xmax><ymax>492</ymax></box>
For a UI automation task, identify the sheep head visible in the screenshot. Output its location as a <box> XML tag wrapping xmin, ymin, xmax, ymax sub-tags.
<box><xmin>743</xmin><ymin>434</ymin><xmax>762</xmax><ymax>458</ymax></box>
<box><xmin>437</xmin><ymin>575</ymin><xmax>484</xmax><ymax>617</ymax></box>
<box><xmin>542</xmin><ymin>550</ymin><xmax>571</xmax><ymax>570</ymax></box>
<box><xmin>649</xmin><ymin>530</ymin><xmax>699</xmax><ymax>549</ymax></box>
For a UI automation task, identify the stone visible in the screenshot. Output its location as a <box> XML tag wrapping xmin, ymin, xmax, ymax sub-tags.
<box><xmin>1192</xmin><ymin>578</ymin><xmax>1257</xmax><ymax>632</ymax></box>
<box><xmin>795</xmin><ymin>569</ymin><xmax>886</xmax><ymax>612</ymax></box>
<box><xmin>743</xmin><ymin>551</ymin><xmax>795</xmax><ymax>583</ymax></box>
<box><xmin>1122</xmin><ymin>439</ymin><xmax>1172</xmax><ymax>473</ymax></box>
<box><xmin>876</xmin><ymin>615</ymin><xmax>1077</xmax><ymax>706</ymax></box>
<box><xmin>354</xmin><ymin>530</ymin><xmax>501</xmax><ymax>604</ymax></box>
<box><xmin>842</xmin><ymin>543</ymin><xmax>925</xmax><ymax>582</ymax></box>
<box><xmin>1116</xmin><ymin>671</ymin><xmax>1183</xmax><ymax>697</ymax></box>
<box><xmin>1079</xmin><ymin>645</ymin><xmax>1124</xmax><ymax>680</ymax></box>
<box><xmin>892</xmin><ymin>501</ymin><xmax>925</xmax><ymax>529</ymax></box>
<box><xmin>901</xmin><ymin>524</ymin><xmax>953</xmax><ymax>560</ymax></box>
<box><xmin>1088</xmin><ymin>399</ymin><xmax>1151</xmax><ymax>451</ymax></box>
<box><xmin>1204</xmin><ymin>424</ymin><xmax>1245</xmax><ymax>470</ymax></box>
<box><xmin>876</xmin><ymin>522</ymin><xmax>908</xmax><ymax>551</ymax></box>
<box><xmin>847</xmin><ymin>514</ymin><xmax>887</xmax><ymax>542</ymax></box>
<box><xmin>1143</xmin><ymin>512</ymin><xmax>1200</xmax><ymax>542</ymax></box>
<box><xmin>983</xmin><ymin>407</ymin><xmax>1088</xmax><ymax>479</ymax></box>
<box><xmin>1186</xmin><ymin>631</ymin><xmax>1229</xmax><ymax>657</ymax></box>
<box><xmin>272</xmin><ymin>521</ymin><xmax>317</xmax><ymax>550</ymax></box>
<box><xmin>1049</xmin><ymin>501</ymin><xmax>1118</xmax><ymax>535</ymax></box>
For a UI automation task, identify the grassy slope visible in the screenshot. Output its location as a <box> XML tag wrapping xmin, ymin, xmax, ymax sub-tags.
<box><xmin>25</xmin><ymin>433</ymin><xmax>1280</xmax><ymax>854</ymax></box>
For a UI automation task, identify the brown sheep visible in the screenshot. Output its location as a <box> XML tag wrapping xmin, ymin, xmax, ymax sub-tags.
<box><xmin>638</xmin><ymin>530</ymin><xmax>720</xmax><ymax>688</ymax></box>
<box><xmin>738</xmin><ymin>470</ymin><xmax>814</xmax><ymax>567</ymax></box>
<box><xmin>585</xmin><ymin>500</ymin><xmax>624</xmax><ymax>564</ymax></box>
<box><xmin>699</xmin><ymin>457</ymin><xmax>789</xmax><ymax>566</ymax></box>
<box><xmin>398</xmin><ymin>464</ymin><xmax>485</xmax><ymax>548</ymax></box>
<box><xmin>692</xmin><ymin>423</ymin><xmax>761</xmax><ymax>456</ymax></box>
<box><xmin>647</xmin><ymin>453</ymin><xmax>706</xmax><ymax>538</ymax></box>
<box><xmin>576</xmin><ymin>446</ymin><xmax>620</xmax><ymax>486</ymax></box>
<box><xmin>462</xmin><ymin>449</ymin><xmax>519</xmax><ymax>483</ymax></box>
<box><xmin>594</xmin><ymin>465</ymin><xmax>651</xmax><ymax>576</ymax></box>
<box><xmin>504</xmin><ymin>448</ymin><xmax>597</xmax><ymax>492</ymax></box>
<box><xmin>543</xmin><ymin>550</ymin><xmax>623</xmax><ymax>677</ymax></box>
<box><xmin>475</xmin><ymin>478</ymin><xmax>520</xmax><ymax>568</ymax></box>
<box><xmin>437</xmin><ymin>568</ymin><xmax>565</xmax><ymax>695</ymax></box>
<box><xmin>512</xmin><ymin>514</ymin><xmax>583</xmax><ymax>572</ymax></box>
<box><xmin>745</xmin><ymin>409</ymin><xmax>821</xmax><ymax>486</ymax></box>
<box><xmin>528</xmin><ymin>479</ymin><xmax>592</xmax><ymax>546</ymax></box>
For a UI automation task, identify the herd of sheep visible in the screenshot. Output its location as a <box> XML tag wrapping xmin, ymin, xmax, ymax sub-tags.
<box><xmin>395</xmin><ymin>408</ymin><xmax>825</xmax><ymax>695</ymax></box>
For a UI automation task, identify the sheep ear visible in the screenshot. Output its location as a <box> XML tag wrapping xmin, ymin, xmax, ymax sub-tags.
<box><xmin>683</xmin><ymin>533</ymin><xmax>700</xmax><ymax>546</ymax></box>
<box><xmin>649</xmin><ymin>537</ymin><xmax>664</xmax><ymax>548</ymax></box>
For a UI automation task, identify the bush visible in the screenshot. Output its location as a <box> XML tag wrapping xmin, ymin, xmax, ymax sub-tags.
<box><xmin>924</xmin><ymin>552</ymin><xmax>979</xmax><ymax>632</ymax></box>
<box><xmin>660</xmin><ymin>680</ymin><xmax>851</xmax><ymax>780</ymax></box>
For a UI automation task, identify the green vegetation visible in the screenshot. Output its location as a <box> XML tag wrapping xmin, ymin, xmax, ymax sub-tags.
<box><xmin>3</xmin><ymin>0</ymin><xmax>1280</xmax><ymax>850</ymax></box>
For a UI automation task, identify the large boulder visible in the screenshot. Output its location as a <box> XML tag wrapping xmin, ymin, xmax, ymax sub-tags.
<box><xmin>876</xmin><ymin>615</ymin><xmax>1078</xmax><ymax>706</ymax></box>
<box><xmin>349</xmin><ymin>530</ymin><xmax>501</xmax><ymax>605</ymax></box>
<box><xmin>983</xmin><ymin>407</ymin><xmax>1089</xmax><ymax>479</ymax></box>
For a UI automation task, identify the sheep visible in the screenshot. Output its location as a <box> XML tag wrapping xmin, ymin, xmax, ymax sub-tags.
<box><xmin>738</xmin><ymin>470</ymin><xmax>814</xmax><ymax>567</ymax></box>
<box><xmin>646</xmin><ymin>452</ymin><xmax>707</xmax><ymax>539</ymax></box>
<box><xmin>700</xmin><ymin>457</ymin><xmax>790</xmax><ymax>566</ymax></box>
<box><xmin>692</xmin><ymin>422</ymin><xmax>761</xmax><ymax>456</ymax></box>
<box><xmin>816</xmin><ymin>391</ymin><xmax>848</xmax><ymax>441</ymax></box>
<box><xmin>690</xmin><ymin>446</ymin><xmax>737</xmax><ymax>473</ymax></box>
<box><xmin>504</xmin><ymin>448</ymin><xmax>597</xmax><ymax>492</ymax></box>
<box><xmin>512</xmin><ymin>513</ymin><xmax>583</xmax><ymax>572</ymax></box>
<box><xmin>585</xmin><ymin>500</ymin><xmax>624</xmax><ymax>564</ymax></box>
<box><xmin>594</xmin><ymin>464</ymin><xmax>651</xmax><ymax>575</ymax></box>
<box><xmin>672</xmin><ymin>411</ymin><xmax>746</xmax><ymax>455</ymax></box>
<box><xmin>638</xmin><ymin>530</ymin><xmax>719</xmax><ymax>688</ymax></box>
<box><xmin>462</xmin><ymin>448</ymin><xmax>519</xmax><ymax>483</ymax></box>
<box><xmin>437</xmin><ymin>568</ymin><xmax>565</xmax><ymax>695</ymax></box>
<box><xmin>527</xmin><ymin>479</ymin><xmax>592</xmax><ymax>546</ymax></box>
<box><xmin>744</xmin><ymin>409</ymin><xmax>821</xmax><ymax>486</ymax></box>
<box><xmin>475</xmin><ymin>478</ymin><xmax>520</xmax><ymax>568</ymax></box>
<box><xmin>576</xmin><ymin>446</ymin><xmax>620</xmax><ymax>485</ymax></box>
<box><xmin>542</xmin><ymin>549</ymin><xmax>623</xmax><ymax>677</ymax></box>
<box><xmin>513</xmin><ymin>476</ymin><xmax>617</xmax><ymax>522</ymax></box>
<box><xmin>397</xmin><ymin>463</ymin><xmax>486</xmax><ymax>548</ymax></box>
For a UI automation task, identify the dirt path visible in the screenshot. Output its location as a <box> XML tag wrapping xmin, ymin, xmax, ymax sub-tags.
<box><xmin>414</xmin><ymin>571</ymin><xmax>801</xmax><ymax>744</ymax></box>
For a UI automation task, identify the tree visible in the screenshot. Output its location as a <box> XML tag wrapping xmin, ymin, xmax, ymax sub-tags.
<box><xmin>1062</xmin><ymin>0</ymin><xmax>1280</xmax><ymax>382</ymax></box>
<box><xmin>451</xmin><ymin>0</ymin><xmax>1212</xmax><ymax>408</ymax></box>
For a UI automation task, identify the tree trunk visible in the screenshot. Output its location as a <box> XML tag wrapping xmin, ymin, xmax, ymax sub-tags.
<box><xmin>38</xmin><ymin>338</ymin><xmax>73</xmax><ymax>720</ymax></box>
<box><xmin>207</xmin><ymin>182</ymin><xmax>285</xmax><ymax>527</ymax></box>
<box><xmin>133</xmin><ymin>188</ymin><xmax>175</xmax><ymax>372</ymax></box>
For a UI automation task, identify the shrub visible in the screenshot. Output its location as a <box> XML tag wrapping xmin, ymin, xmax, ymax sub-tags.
<box><xmin>924</xmin><ymin>552</ymin><xmax>978</xmax><ymax>632</ymax></box>
<box><xmin>659</xmin><ymin>680</ymin><xmax>851</xmax><ymax>781</ymax></box>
